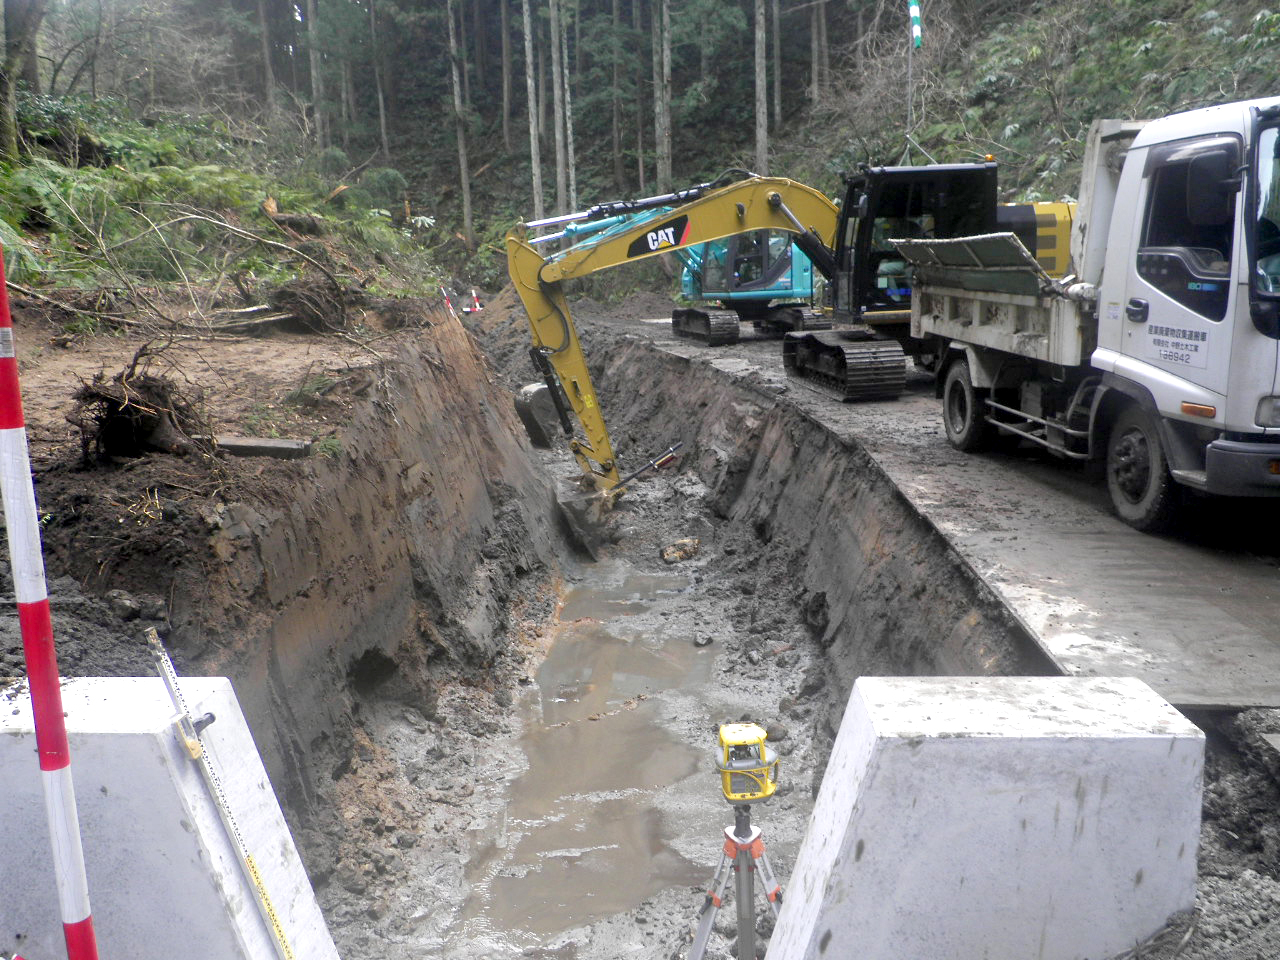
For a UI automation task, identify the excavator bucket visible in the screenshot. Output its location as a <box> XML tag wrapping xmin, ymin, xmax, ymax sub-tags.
<box><xmin>553</xmin><ymin>479</ymin><xmax>618</xmax><ymax>559</ymax></box>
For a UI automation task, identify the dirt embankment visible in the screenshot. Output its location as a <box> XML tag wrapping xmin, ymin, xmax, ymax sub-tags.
<box><xmin>0</xmin><ymin>301</ymin><xmax>569</xmax><ymax>952</ymax></box>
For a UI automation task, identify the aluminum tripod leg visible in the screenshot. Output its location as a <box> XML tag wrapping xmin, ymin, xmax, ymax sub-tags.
<box><xmin>755</xmin><ymin>848</ymin><xmax>783</xmax><ymax>919</ymax></box>
<box><xmin>688</xmin><ymin>847</ymin><xmax>736</xmax><ymax>960</ymax></box>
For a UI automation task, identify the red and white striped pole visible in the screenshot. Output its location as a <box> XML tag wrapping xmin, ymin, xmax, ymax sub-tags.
<box><xmin>0</xmin><ymin>251</ymin><xmax>100</xmax><ymax>958</ymax></box>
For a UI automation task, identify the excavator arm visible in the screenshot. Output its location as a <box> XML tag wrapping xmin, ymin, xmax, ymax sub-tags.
<box><xmin>507</xmin><ymin>176</ymin><xmax>838</xmax><ymax>492</ymax></box>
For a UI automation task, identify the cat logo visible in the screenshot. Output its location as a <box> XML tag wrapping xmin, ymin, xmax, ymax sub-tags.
<box><xmin>627</xmin><ymin>215</ymin><xmax>691</xmax><ymax>258</ymax></box>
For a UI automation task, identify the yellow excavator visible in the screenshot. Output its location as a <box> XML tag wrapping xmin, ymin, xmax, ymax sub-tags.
<box><xmin>506</xmin><ymin>173</ymin><xmax>839</xmax><ymax>500</ymax></box>
<box><xmin>506</xmin><ymin>167</ymin><xmax>1072</xmax><ymax>525</ymax></box>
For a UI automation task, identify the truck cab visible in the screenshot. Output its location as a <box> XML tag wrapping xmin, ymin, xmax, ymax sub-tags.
<box><xmin>1088</xmin><ymin>99</ymin><xmax>1280</xmax><ymax>521</ymax></box>
<box><xmin>902</xmin><ymin>98</ymin><xmax>1280</xmax><ymax>531</ymax></box>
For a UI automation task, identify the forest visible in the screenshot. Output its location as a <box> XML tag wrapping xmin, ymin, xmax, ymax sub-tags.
<box><xmin>1</xmin><ymin>0</ymin><xmax>1279</xmax><ymax>291</ymax></box>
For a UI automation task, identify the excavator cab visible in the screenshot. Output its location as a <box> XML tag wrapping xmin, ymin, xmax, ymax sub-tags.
<box><xmin>834</xmin><ymin>164</ymin><xmax>999</xmax><ymax>328</ymax></box>
<box><xmin>781</xmin><ymin>163</ymin><xmax>1000</xmax><ymax>402</ymax></box>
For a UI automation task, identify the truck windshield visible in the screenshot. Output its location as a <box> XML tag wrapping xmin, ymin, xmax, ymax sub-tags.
<box><xmin>1256</xmin><ymin>126</ymin><xmax>1280</xmax><ymax>291</ymax></box>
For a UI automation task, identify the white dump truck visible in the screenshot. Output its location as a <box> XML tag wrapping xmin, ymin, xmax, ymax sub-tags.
<box><xmin>895</xmin><ymin>98</ymin><xmax>1280</xmax><ymax>531</ymax></box>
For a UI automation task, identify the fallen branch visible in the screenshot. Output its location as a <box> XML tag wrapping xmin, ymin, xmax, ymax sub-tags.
<box><xmin>5</xmin><ymin>281</ymin><xmax>144</xmax><ymax>325</ymax></box>
<box><xmin>144</xmin><ymin>212</ymin><xmax>347</xmax><ymax>322</ymax></box>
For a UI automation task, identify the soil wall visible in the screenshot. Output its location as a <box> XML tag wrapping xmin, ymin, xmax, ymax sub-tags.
<box><xmin>571</xmin><ymin>332</ymin><xmax>1056</xmax><ymax>693</ymax></box>
<box><xmin>167</xmin><ymin>318</ymin><xmax>563</xmax><ymax>822</ymax></box>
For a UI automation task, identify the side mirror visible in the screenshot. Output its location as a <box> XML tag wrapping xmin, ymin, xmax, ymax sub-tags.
<box><xmin>1186</xmin><ymin>150</ymin><xmax>1239</xmax><ymax>226</ymax></box>
<box><xmin>855</xmin><ymin>193</ymin><xmax>870</xmax><ymax>219</ymax></box>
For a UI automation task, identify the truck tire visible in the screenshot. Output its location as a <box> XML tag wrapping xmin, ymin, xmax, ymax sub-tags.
<box><xmin>942</xmin><ymin>358</ymin><xmax>992</xmax><ymax>452</ymax></box>
<box><xmin>1106</xmin><ymin>405</ymin><xmax>1180</xmax><ymax>532</ymax></box>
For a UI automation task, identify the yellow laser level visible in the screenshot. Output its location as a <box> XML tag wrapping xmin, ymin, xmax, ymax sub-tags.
<box><xmin>716</xmin><ymin>722</ymin><xmax>778</xmax><ymax>805</ymax></box>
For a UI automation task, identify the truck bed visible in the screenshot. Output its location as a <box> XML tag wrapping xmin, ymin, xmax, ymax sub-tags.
<box><xmin>897</xmin><ymin>232</ymin><xmax>1093</xmax><ymax>367</ymax></box>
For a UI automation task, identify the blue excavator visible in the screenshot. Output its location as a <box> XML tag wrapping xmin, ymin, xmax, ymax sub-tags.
<box><xmin>670</xmin><ymin>229</ymin><xmax>830</xmax><ymax>345</ymax></box>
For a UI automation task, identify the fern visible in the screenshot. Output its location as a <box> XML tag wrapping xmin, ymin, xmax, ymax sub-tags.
<box><xmin>0</xmin><ymin>218</ymin><xmax>43</xmax><ymax>283</ymax></box>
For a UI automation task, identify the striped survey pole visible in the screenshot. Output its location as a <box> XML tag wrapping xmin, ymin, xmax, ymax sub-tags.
<box><xmin>909</xmin><ymin>0</ymin><xmax>923</xmax><ymax>47</ymax></box>
<box><xmin>0</xmin><ymin>251</ymin><xmax>100</xmax><ymax>958</ymax></box>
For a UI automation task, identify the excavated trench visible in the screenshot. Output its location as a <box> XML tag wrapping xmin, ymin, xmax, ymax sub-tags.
<box><xmin>2</xmin><ymin>298</ymin><xmax>1058</xmax><ymax>958</ymax></box>
<box><xmin>239</xmin><ymin>303</ymin><xmax>1051</xmax><ymax>958</ymax></box>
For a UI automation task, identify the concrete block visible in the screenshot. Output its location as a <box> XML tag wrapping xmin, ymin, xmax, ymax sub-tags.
<box><xmin>768</xmin><ymin>677</ymin><xmax>1203</xmax><ymax>960</ymax></box>
<box><xmin>0</xmin><ymin>677</ymin><xmax>339</xmax><ymax>960</ymax></box>
<box><xmin>217</xmin><ymin>436</ymin><xmax>312</xmax><ymax>458</ymax></box>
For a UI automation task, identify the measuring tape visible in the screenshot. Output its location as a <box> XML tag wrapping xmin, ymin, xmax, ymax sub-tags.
<box><xmin>146</xmin><ymin>629</ymin><xmax>295</xmax><ymax>960</ymax></box>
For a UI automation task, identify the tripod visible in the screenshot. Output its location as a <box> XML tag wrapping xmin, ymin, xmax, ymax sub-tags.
<box><xmin>688</xmin><ymin>804</ymin><xmax>783</xmax><ymax>960</ymax></box>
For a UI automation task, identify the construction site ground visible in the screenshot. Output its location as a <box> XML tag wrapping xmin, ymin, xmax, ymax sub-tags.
<box><xmin>614</xmin><ymin>309</ymin><xmax>1280</xmax><ymax>711</ymax></box>
<box><xmin>1</xmin><ymin>286</ymin><xmax>1280</xmax><ymax>959</ymax></box>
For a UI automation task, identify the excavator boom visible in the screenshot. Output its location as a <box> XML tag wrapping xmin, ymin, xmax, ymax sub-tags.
<box><xmin>507</xmin><ymin>177</ymin><xmax>838</xmax><ymax>491</ymax></box>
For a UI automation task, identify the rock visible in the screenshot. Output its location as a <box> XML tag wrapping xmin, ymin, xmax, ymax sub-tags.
<box><xmin>660</xmin><ymin>538</ymin><xmax>701</xmax><ymax>564</ymax></box>
<box><xmin>137</xmin><ymin>594</ymin><xmax>167</xmax><ymax>620</ymax></box>
<box><xmin>513</xmin><ymin>382</ymin><xmax>560</xmax><ymax>449</ymax></box>
<box><xmin>756</xmin><ymin>911</ymin><xmax>776</xmax><ymax>937</ymax></box>
<box><xmin>105</xmin><ymin>589</ymin><xmax>140</xmax><ymax>621</ymax></box>
<box><xmin>337</xmin><ymin>863</ymin><xmax>367</xmax><ymax>894</ymax></box>
<box><xmin>222</xmin><ymin>520</ymin><xmax>253</xmax><ymax>541</ymax></box>
<box><xmin>765</xmin><ymin>721</ymin><xmax>789</xmax><ymax>742</ymax></box>
<box><xmin>694</xmin><ymin>635</ymin><xmax>714</xmax><ymax>647</ymax></box>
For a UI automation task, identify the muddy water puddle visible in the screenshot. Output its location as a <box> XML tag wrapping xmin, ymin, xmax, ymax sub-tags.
<box><xmin>455</xmin><ymin>563</ymin><xmax>712</xmax><ymax>948</ymax></box>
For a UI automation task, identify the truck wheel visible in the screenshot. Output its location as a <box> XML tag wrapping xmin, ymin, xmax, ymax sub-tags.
<box><xmin>1106</xmin><ymin>405</ymin><xmax>1180</xmax><ymax>532</ymax></box>
<box><xmin>942</xmin><ymin>359</ymin><xmax>992</xmax><ymax>452</ymax></box>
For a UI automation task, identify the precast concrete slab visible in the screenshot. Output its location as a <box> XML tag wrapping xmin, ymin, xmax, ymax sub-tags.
<box><xmin>767</xmin><ymin>676</ymin><xmax>1204</xmax><ymax>960</ymax></box>
<box><xmin>0</xmin><ymin>677</ymin><xmax>339</xmax><ymax>960</ymax></box>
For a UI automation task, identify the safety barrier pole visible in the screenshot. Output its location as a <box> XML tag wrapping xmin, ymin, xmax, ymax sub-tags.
<box><xmin>0</xmin><ymin>251</ymin><xmax>100</xmax><ymax>959</ymax></box>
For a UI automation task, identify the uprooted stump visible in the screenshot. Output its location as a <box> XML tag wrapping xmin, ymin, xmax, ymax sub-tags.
<box><xmin>270</xmin><ymin>278</ymin><xmax>352</xmax><ymax>333</ymax></box>
<box><xmin>68</xmin><ymin>366</ymin><xmax>210</xmax><ymax>463</ymax></box>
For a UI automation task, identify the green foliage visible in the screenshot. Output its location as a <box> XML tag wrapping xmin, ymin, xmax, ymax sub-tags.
<box><xmin>360</xmin><ymin>167</ymin><xmax>408</xmax><ymax>207</ymax></box>
<box><xmin>0</xmin><ymin>217</ymin><xmax>42</xmax><ymax>283</ymax></box>
<box><xmin>316</xmin><ymin>147</ymin><xmax>351</xmax><ymax>177</ymax></box>
<box><xmin>312</xmin><ymin>435</ymin><xmax>342</xmax><ymax>459</ymax></box>
<box><xmin>285</xmin><ymin>374</ymin><xmax>338</xmax><ymax>405</ymax></box>
<box><xmin>17</xmin><ymin>93</ymin><xmax>235</xmax><ymax>169</ymax></box>
<box><xmin>0</xmin><ymin>93</ymin><xmax>449</xmax><ymax>298</ymax></box>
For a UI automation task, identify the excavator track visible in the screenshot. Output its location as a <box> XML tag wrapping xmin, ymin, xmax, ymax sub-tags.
<box><xmin>672</xmin><ymin>307</ymin><xmax>741</xmax><ymax>346</ymax></box>
<box><xmin>782</xmin><ymin>329</ymin><xmax>906</xmax><ymax>401</ymax></box>
<box><xmin>750</xmin><ymin>306</ymin><xmax>832</xmax><ymax>335</ymax></box>
<box><xmin>672</xmin><ymin>306</ymin><xmax>833</xmax><ymax>346</ymax></box>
